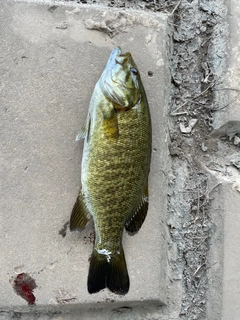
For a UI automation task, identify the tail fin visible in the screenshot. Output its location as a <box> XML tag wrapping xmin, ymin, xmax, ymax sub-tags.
<box><xmin>87</xmin><ymin>247</ymin><xmax>129</xmax><ymax>295</ymax></box>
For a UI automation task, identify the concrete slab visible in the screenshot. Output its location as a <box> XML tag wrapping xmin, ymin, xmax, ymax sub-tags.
<box><xmin>213</xmin><ymin>3</ymin><xmax>240</xmax><ymax>319</ymax></box>
<box><xmin>221</xmin><ymin>185</ymin><xmax>240</xmax><ymax>320</ymax></box>
<box><xmin>0</xmin><ymin>0</ymin><xmax>171</xmax><ymax>313</ymax></box>
<box><xmin>207</xmin><ymin>1</ymin><xmax>240</xmax><ymax>319</ymax></box>
<box><xmin>207</xmin><ymin>182</ymin><xmax>240</xmax><ymax>320</ymax></box>
<box><xmin>212</xmin><ymin>0</ymin><xmax>240</xmax><ymax>131</ymax></box>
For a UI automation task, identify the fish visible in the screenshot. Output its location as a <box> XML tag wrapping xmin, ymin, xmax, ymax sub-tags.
<box><xmin>70</xmin><ymin>46</ymin><xmax>152</xmax><ymax>295</ymax></box>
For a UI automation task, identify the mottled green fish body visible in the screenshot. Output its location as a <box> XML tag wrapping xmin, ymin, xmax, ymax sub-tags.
<box><xmin>70</xmin><ymin>47</ymin><xmax>152</xmax><ymax>295</ymax></box>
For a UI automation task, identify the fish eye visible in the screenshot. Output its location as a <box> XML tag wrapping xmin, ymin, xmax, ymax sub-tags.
<box><xmin>130</xmin><ymin>67</ymin><xmax>138</xmax><ymax>75</ymax></box>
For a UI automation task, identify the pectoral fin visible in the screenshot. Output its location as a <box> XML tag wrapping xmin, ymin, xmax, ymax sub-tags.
<box><xmin>102</xmin><ymin>107</ymin><xmax>119</xmax><ymax>140</ymax></box>
<box><xmin>76</xmin><ymin>115</ymin><xmax>91</xmax><ymax>142</ymax></box>
<box><xmin>70</xmin><ymin>190</ymin><xmax>92</xmax><ymax>231</ymax></box>
<box><xmin>125</xmin><ymin>182</ymin><xmax>149</xmax><ymax>233</ymax></box>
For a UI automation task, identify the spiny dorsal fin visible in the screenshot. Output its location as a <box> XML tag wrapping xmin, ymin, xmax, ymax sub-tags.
<box><xmin>125</xmin><ymin>182</ymin><xmax>149</xmax><ymax>233</ymax></box>
<box><xmin>70</xmin><ymin>190</ymin><xmax>92</xmax><ymax>231</ymax></box>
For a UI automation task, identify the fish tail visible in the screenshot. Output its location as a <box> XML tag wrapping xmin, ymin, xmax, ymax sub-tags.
<box><xmin>88</xmin><ymin>246</ymin><xmax>129</xmax><ymax>295</ymax></box>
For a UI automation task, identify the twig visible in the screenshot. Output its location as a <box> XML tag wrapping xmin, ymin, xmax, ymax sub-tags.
<box><xmin>213</xmin><ymin>92</ymin><xmax>240</xmax><ymax>111</ymax></box>
<box><xmin>186</xmin><ymin>100</ymin><xmax>206</xmax><ymax>106</ymax></box>
<box><xmin>193</xmin><ymin>236</ymin><xmax>208</xmax><ymax>239</ymax></box>
<box><xmin>191</xmin><ymin>182</ymin><xmax>222</xmax><ymax>202</ymax></box>
<box><xmin>170</xmin><ymin>111</ymin><xmax>188</xmax><ymax>116</ymax></box>
<box><xmin>194</xmin><ymin>187</ymin><xmax>200</xmax><ymax>223</ymax></box>
<box><xmin>170</xmin><ymin>81</ymin><xmax>215</xmax><ymax>115</ymax></box>
<box><xmin>187</xmin><ymin>277</ymin><xmax>204</xmax><ymax>311</ymax></box>
<box><xmin>202</xmin><ymin>182</ymin><xmax>222</xmax><ymax>205</ymax></box>
<box><xmin>188</xmin><ymin>81</ymin><xmax>215</xmax><ymax>101</ymax></box>
<box><xmin>208</xmin><ymin>87</ymin><xmax>240</xmax><ymax>111</ymax></box>
<box><xmin>213</xmin><ymin>87</ymin><xmax>240</xmax><ymax>92</ymax></box>
<box><xmin>170</xmin><ymin>101</ymin><xmax>188</xmax><ymax>116</ymax></box>
<box><xmin>168</xmin><ymin>22</ymin><xmax>180</xmax><ymax>27</ymax></box>
<box><xmin>195</xmin><ymin>236</ymin><xmax>208</xmax><ymax>249</ymax></box>
<box><xmin>198</xmin><ymin>91</ymin><xmax>240</xmax><ymax>111</ymax></box>
<box><xmin>177</xmin><ymin>89</ymin><xmax>240</xmax><ymax>111</ymax></box>
<box><xmin>192</xmin><ymin>263</ymin><xmax>206</xmax><ymax>278</ymax></box>
<box><xmin>171</xmin><ymin>0</ymin><xmax>182</xmax><ymax>15</ymax></box>
<box><xmin>206</xmin><ymin>261</ymin><xmax>218</xmax><ymax>270</ymax></box>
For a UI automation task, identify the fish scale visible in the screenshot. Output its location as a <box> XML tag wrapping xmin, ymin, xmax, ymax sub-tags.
<box><xmin>87</xmin><ymin>115</ymin><xmax>149</xmax><ymax>223</ymax></box>
<box><xmin>70</xmin><ymin>47</ymin><xmax>151</xmax><ymax>295</ymax></box>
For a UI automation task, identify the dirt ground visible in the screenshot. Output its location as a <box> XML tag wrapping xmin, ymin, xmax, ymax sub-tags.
<box><xmin>60</xmin><ymin>1</ymin><xmax>231</xmax><ymax>319</ymax></box>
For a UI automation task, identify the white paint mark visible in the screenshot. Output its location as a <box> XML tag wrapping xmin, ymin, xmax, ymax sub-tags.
<box><xmin>97</xmin><ymin>249</ymin><xmax>112</xmax><ymax>263</ymax></box>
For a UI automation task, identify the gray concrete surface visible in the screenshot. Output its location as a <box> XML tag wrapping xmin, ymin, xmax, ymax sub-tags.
<box><xmin>221</xmin><ymin>186</ymin><xmax>240</xmax><ymax>320</ymax></box>
<box><xmin>213</xmin><ymin>0</ymin><xmax>240</xmax><ymax>130</ymax></box>
<box><xmin>209</xmin><ymin>1</ymin><xmax>240</xmax><ymax>319</ymax></box>
<box><xmin>220</xmin><ymin>1</ymin><xmax>240</xmax><ymax>315</ymax></box>
<box><xmin>205</xmin><ymin>1</ymin><xmax>240</xmax><ymax>319</ymax></box>
<box><xmin>0</xmin><ymin>0</ymin><xmax>171</xmax><ymax>314</ymax></box>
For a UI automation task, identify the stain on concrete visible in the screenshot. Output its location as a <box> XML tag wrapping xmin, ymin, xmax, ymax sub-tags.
<box><xmin>48</xmin><ymin>5</ymin><xmax>58</xmax><ymax>12</ymax></box>
<box><xmin>12</xmin><ymin>273</ymin><xmax>37</xmax><ymax>306</ymax></box>
<box><xmin>58</xmin><ymin>220</ymin><xmax>70</xmax><ymax>237</ymax></box>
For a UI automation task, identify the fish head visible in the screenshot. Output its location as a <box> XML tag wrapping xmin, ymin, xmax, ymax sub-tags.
<box><xmin>99</xmin><ymin>47</ymin><xmax>142</xmax><ymax>110</ymax></box>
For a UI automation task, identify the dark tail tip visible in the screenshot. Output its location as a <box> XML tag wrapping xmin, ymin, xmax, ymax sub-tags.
<box><xmin>87</xmin><ymin>253</ymin><xmax>106</xmax><ymax>294</ymax></box>
<box><xmin>87</xmin><ymin>247</ymin><xmax>129</xmax><ymax>295</ymax></box>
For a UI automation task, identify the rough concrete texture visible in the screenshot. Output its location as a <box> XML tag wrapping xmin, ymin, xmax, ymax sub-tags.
<box><xmin>0</xmin><ymin>0</ymin><xmax>171</xmax><ymax>315</ymax></box>
<box><xmin>207</xmin><ymin>1</ymin><xmax>240</xmax><ymax>319</ymax></box>
<box><xmin>221</xmin><ymin>186</ymin><xmax>240</xmax><ymax>320</ymax></box>
<box><xmin>168</xmin><ymin>0</ymin><xmax>240</xmax><ymax>319</ymax></box>
<box><xmin>220</xmin><ymin>2</ymin><xmax>240</xmax><ymax>319</ymax></box>
<box><xmin>213</xmin><ymin>0</ymin><xmax>240</xmax><ymax>125</ymax></box>
<box><xmin>2</xmin><ymin>0</ymin><xmax>240</xmax><ymax>319</ymax></box>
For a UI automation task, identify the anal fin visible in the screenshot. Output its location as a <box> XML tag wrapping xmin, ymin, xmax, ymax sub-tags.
<box><xmin>125</xmin><ymin>182</ymin><xmax>149</xmax><ymax>233</ymax></box>
<box><xmin>70</xmin><ymin>190</ymin><xmax>92</xmax><ymax>231</ymax></box>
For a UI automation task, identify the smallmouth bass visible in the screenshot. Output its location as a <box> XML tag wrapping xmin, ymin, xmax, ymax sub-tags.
<box><xmin>70</xmin><ymin>47</ymin><xmax>152</xmax><ymax>295</ymax></box>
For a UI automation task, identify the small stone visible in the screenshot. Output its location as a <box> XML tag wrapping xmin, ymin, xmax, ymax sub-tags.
<box><xmin>202</xmin><ymin>142</ymin><xmax>208</xmax><ymax>152</ymax></box>
<box><xmin>56</xmin><ymin>21</ymin><xmax>68</xmax><ymax>29</ymax></box>
<box><xmin>180</xmin><ymin>119</ymin><xmax>198</xmax><ymax>133</ymax></box>
<box><xmin>200</xmin><ymin>26</ymin><xmax>207</xmax><ymax>33</ymax></box>
<box><xmin>233</xmin><ymin>181</ymin><xmax>240</xmax><ymax>192</ymax></box>
<box><xmin>233</xmin><ymin>135</ymin><xmax>240</xmax><ymax>145</ymax></box>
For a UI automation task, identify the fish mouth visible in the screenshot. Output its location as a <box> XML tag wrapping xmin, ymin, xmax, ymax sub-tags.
<box><xmin>106</xmin><ymin>47</ymin><xmax>132</xmax><ymax>70</ymax></box>
<box><xmin>104</xmin><ymin>47</ymin><xmax>122</xmax><ymax>71</ymax></box>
